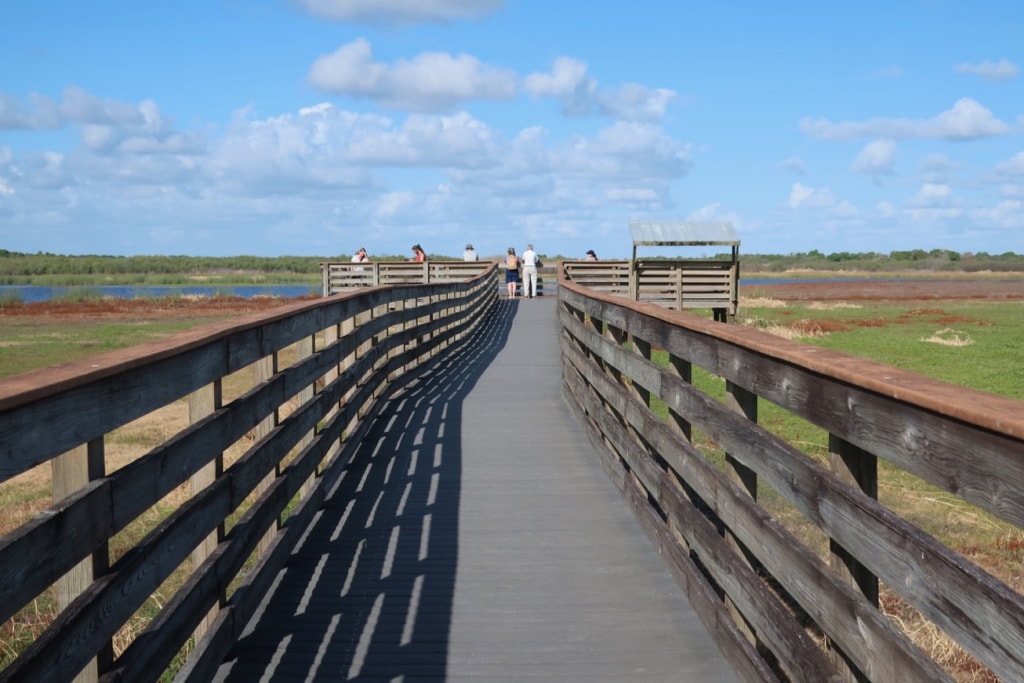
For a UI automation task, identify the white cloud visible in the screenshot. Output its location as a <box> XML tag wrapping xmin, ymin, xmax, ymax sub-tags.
<box><xmin>293</xmin><ymin>0</ymin><xmax>504</xmax><ymax>24</ymax></box>
<box><xmin>908</xmin><ymin>182</ymin><xmax>953</xmax><ymax>208</ymax></box>
<box><xmin>524</xmin><ymin>57</ymin><xmax>676</xmax><ymax>122</ymax></box>
<box><xmin>799</xmin><ymin>98</ymin><xmax>1011</xmax><ymax>141</ymax></box>
<box><xmin>972</xmin><ymin>200</ymin><xmax>1024</xmax><ymax>229</ymax></box>
<box><xmin>308</xmin><ymin>39</ymin><xmax>518</xmax><ymax>111</ymax></box>
<box><xmin>686</xmin><ymin>203</ymin><xmax>745</xmax><ymax>228</ymax></box>
<box><xmin>0</xmin><ymin>87</ymin><xmax>153</xmax><ymax>131</ymax></box>
<box><xmin>347</xmin><ymin>111</ymin><xmax>502</xmax><ymax>168</ymax></box>
<box><xmin>852</xmin><ymin>140</ymin><xmax>896</xmax><ymax>174</ymax></box>
<box><xmin>996</xmin><ymin>151</ymin><xmax>1024</xmax><ymax>176</ymax></box>
<box><xmin>788</xmin><ymin>182</ymin><xmax>838</xmax><ymax>209</ymax></box>
<box><xmin>954</xmin><ymin>58</ymin><xmax>1018</xmax><ymax>82</ymax></box>
<box><xmin>0</xmin><ymin>92</ymin><xmax>63</xmax><ymax>129</ymax></box>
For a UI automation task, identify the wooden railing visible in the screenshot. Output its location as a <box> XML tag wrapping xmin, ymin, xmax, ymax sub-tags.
<box><xmin>0</xmin><ymin>266</ymin><xmax>498</xmax><ymax>682</ymax></box>
<box><xmin>562</xmin><ymin>259</ymin><xmax>738</xmax><ymax>319</ymax></box>
<box><xmin>557</xmin><ymin>277</ymin><xmax>1024</xmax><ymax>682</ymax></box>
<box><xmin>323</xmin><ymin>259</ymin><xmax>558</xmax><ymax>298</ymax></box>
<box><xmin>321</xmin><ymin>260</ymin><xmax>493</xmax><ymax>294</ymax></box>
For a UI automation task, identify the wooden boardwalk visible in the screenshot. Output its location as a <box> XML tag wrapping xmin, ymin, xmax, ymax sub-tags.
<box><xmin>214</xmin><ymin>296</ymin><xmax>738</xmax><ymax>682</ymax></box>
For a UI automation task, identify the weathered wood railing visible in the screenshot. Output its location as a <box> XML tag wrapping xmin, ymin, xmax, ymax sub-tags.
<box><xmin>321</xmin><ymin>260</ymin><xmax>493</xmax><ymax>293</ymax></box>
<box><xmin>323</xmin><ymin>259</ymin><xmax>556</xmax><ymax>298</ymax></box>
<box><xmin>557</xmin><ymin>277</ymin><xmax>1024</xmax><ymax>682</ymax></box>
<box><xmin>562</xmin><ymin>259</ymin><xmax>738</xmax><ymax>319</ymax></box>
<box><xmin>0</xmin><ymin>266</ymin><xmax>497</xmax><ymax>682</ymax></box>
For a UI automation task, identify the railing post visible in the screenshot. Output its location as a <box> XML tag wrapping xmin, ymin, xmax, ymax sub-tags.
<box><xmin>295</xmin><ymin>334</ymin><xmax>316</xmax><ymax>498</ymax></box>
<box><xmin>52</xmin><ymin>438</ymin><xmax>110</xmax><ymax>683</ymax></box>
<box><xmin>724</xmin><ymin>381</ymin><xmax>760</xmax><ymax>650</ymax></box>
<box><xmin>827</xmin><ymin>434</ymin><xmax>878</xmax><ymax>682</ymax></box>
<box><xmin>667</xmin><ymin>354</ymin><xmax>692</xmax><ymax>443</ymax></box>
<box><xmin>189</xmin><ymin>379</ymin><xmax>223</xmax><ymax>645</ymax></box>
<box><xmin>253</xmin><ymin>353</ymin><xmax>279</xmax><ymax>555</ymax></box>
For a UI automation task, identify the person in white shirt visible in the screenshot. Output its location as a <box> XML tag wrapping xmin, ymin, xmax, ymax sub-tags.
<box><xmin>463</xmin><ymin>244</ymin><xmax>479</xmax><ymax>261</ymax></box>
<box><xmin>520</xmin><ymin>244</ymin><xmax>540</xmax><ymax>298</ymax></box>
<box><xmin>351</xmin><ymin>247</ymin><xmax>369</xmax><ymax>271</ymax></box>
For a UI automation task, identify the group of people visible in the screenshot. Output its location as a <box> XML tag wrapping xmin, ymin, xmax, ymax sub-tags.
<box><xmin>353</xmin><ymin>244</ymin><xmax>604</xmax><ymax>300</ymax></box>
<box><xmin>503</xmin><ymin>244</ymin><xmax>542</xmax><ymax>299</ymax></box>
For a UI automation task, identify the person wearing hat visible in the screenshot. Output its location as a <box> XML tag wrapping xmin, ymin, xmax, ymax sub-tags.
<box><xmin>463</xmin><ymin>243</ymin><xmax>479</xmax><ymax>261</ymax></box>
<box><xmin>585</xmin><ymin>249</ymin><xmax>598</xmax><ymax>261</ymax></box>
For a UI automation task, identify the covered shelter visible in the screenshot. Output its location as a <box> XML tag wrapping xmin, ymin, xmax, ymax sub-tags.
<box><xmin>629</xmin><ymin>220</ymin><xmax>740</xmax><ymax>321</ymax></box>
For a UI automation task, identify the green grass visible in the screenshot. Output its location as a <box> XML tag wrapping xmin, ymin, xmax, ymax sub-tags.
<box><xmin>742</xmin><ymin>300</ymin><xmax>1024</xmax><ymax>399</ymax></box>
<box><xmin>0</xmin><ymin>319</ymin><xmax>215</xmax><ymax>379</ymax></box>
<box><xmin>642</xmin><ymin>299</ymin><xmax>1024</xmax><ymax>562</ymax></box>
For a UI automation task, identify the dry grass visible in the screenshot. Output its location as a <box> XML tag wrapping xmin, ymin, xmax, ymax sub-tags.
<box><xmin>0</xmin><ymin>340</ymin><xmax>314</xmax><ymax>675</ymax></box>
<box><xmin>920</xmin><ymin>327</ymin><xmax>975</xmax><ymax>346</ymax></box>
<box><xmin>881</xmin><ymin>591</ymin><xmax>1000</xmax><ymax>682</ymax></box>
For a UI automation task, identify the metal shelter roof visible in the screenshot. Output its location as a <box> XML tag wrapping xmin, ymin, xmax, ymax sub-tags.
<box><xmin>629</xmin><ymin>220</ymin><xmax>739</xmax><ymax>246</ymax></box>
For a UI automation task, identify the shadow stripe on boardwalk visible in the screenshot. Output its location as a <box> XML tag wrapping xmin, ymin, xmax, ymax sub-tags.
<box><xmin>216</xmin><ymin>297</ymin><xmax>737</xmax><ymax>682</ymax></box>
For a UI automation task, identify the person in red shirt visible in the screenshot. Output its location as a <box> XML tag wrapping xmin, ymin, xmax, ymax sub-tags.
<box><xmin>410</xmin><ymin>244</ymin><xmax>426</xmax><ymax>262</ymax></box>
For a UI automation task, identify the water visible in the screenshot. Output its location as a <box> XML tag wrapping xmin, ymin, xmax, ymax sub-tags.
<box><xmin>0</xmin><ymin>284</ymin><xmax>319</xmax><ymax>304</ymax></box>
<box><xmin>0</xmin><ymin>277</ymin><xmax>893</xmax><ymax>304</ymax></box>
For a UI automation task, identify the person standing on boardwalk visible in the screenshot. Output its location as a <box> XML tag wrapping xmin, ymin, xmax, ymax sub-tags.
<box><xmin>410</xmin><ymin>244</ymin><xmax>426</xmax><ymax>262</ymax></box>
<box><xmin>351</xmin><ymin>247</ymin><xmax>369</xmax><ymax>271</ymax></box>
<box><xmin>585</xmin><ymin>249</ymin><xmax>598</xmax><ymax>261</ymax></box>
<box><xmin>520</xmin><ymin>243</ymin><xmax>540</xmax><ymax>298</ymax></box>
<box><xmin>463</xmin><ymin>243</ymin><xmax>479</xmax><ymax>261</ymax></box>
<box><xmin>505</xmin><ymin>247</ymin><xmax>519</xmax><ymax>298</ymax></box>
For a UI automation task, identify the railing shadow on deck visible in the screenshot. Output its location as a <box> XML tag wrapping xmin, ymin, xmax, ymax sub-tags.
<box><xmin>214</xmin><ymin>301</ymin><xmax>517</xmax><ymax>681</ymax></box>
<box><xmin>0</xmin><ymin>266</ymin><xmax>501</xmax><ymax>682</ymax></box>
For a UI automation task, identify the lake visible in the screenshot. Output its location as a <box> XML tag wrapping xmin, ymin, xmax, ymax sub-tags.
<box><xmin>0</xmin><ymin>284</ymin><xmax>320</xmax><ymax>304</ymax></box>
<box><xmin>0</xmin><ymin>277</ymin><xmax>893</xmax><ymax>304</ymax></box>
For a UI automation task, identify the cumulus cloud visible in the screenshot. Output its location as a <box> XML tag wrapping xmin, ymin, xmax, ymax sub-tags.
<box><xmin>907</xmin><ymin>183</ymin><xmax>953</xmax><ymax>208</ymax></box>
<box><xmin>347</xmin><ymin>111</ymin><xmax>502</xmax><ymax>168</ymax></box>
<box><xmin>954</xmin><ymin>58</ymin><xmax>1018</xmax><ymax>82</ymax></box>
<box><xmin>293</xmin><ymin>0</ymin><xmax>504</xmax><ymax>24</ymax></box>
<box><xmin>1</xmin><ymin>79</ymin><xmax>697</xmax><ymax>255</ymax></box>
<box><xmin>996</xmin><ymin>151</ymin><xmax>1024</xmax><ymax>176</ymax></box>
<box><xmin>0</xmin><ymin>87</ymin><xmax>149</xmax><ymax>130</ymax></box>
<box><xmin>788</xmin><ymin>182</ymin><xmax>836</xmax><ymax>209</ymax></box>
<box><xmin>308</xmin><ymin>38</ymin><xmax>518</xmax><ymax>111</ymax></box>
<box><xmin>0</xmin><ymin>88</ymin><xmax>197</xmax><ymax>157</ymax></box>
<box><xmin>0</xmin><ymin>92</ymin><xmax>63</xmax><ymax>129</ymax></box>
<box><xmin>524</xmin><ymin>57</ymin><xmax>676</xmax><ymax>122</ymax></box>
<box><xmin>800</xmin><ymin>98</ymin><xmax>1011</xmax><ymax>141</ymax></box>
<box><xmin>852</xmin><ymin>140</ymin><xmax>896</xmax><ymax>174</ymax></box>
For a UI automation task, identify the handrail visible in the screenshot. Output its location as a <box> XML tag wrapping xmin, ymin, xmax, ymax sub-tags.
<box><xmin>0</xmin><ymin>265</ymin><xmax>498</xmax><ymax>682</ymax></box>
<box><xmin>561</xmin><ymin>259</ymin><xmax>738</xmax><ymax>320</ymax></box>
<box><xmin>556</xmin><ymin>274</ymin><xmax>1024</xmax><ymax>682</ymax></box>
<box><xmin>321</xmin><ymin>260</ymin><xmax>493</xmax><ymax>294</ymax></box>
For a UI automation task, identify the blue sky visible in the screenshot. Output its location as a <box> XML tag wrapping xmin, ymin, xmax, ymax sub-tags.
<box><xmin>1</xmin><ymin>0</ymin><xmax>1022</xmax><ymax>260</ymax></box>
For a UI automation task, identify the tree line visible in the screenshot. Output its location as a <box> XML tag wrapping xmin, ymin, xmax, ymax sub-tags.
<box><xmin>2</xmin><ymin>248</ymin><xmax>1023</xmax><ymax>278</ymax></box>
